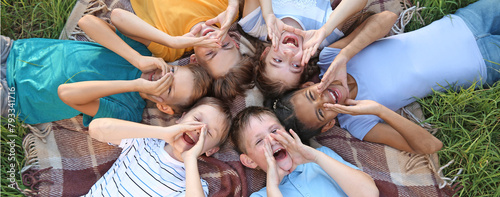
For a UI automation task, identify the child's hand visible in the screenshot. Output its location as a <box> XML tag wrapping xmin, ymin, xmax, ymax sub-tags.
<box><xmin>263</xmin><ymin>138</ymin><xmax>281</xmax><ymax>187</ymax></box>
<box><xmin>317</xmin><ymin>54</ymin><xmax>349</xmax><ymax>94</ymax></box>
<box><xmin>181</xmin><ymin>125</ymin><xmax>208</xmax><ymax>161</ymax></box>
<box><xmin>205</xmin><ymin>5</ymin><xmax>238</xmax><ymax>42</ymax></box>
<box><xmin>297</xmin><ymin>28</ymin><xmax>326</xmax><ymax>66</ymax></box>
<box><xmin>136</xmin><ymin>56</ymin><xmax>171</xmax><ymax>75</ymax></box>
<box><xmin>174</xmin><ymin>24</ymin><xmax>220</xmax><ymax>49</ymax></box>
<box><xmin>324</xmin><ymin>99</ymin><xmax>383</xmax><ymax>116</ymax></box>
<box><xmin>162</xmin><ymin>121</ymin><xmax>205</xmax><ymax>143</ymax></box>
<box><xmin>271</xmin><ymin>129</ymin><xmax>317</xmax><ymax>166</ymax></box>
<box><xmin>264</xmin><ymin>13</ymin><xmax>296</xmax><ymax>51</ymax></box>
<box><xmin>139</xmin><ymin>72</ymin><xmax>173</xmax><ymax>103</ymax></box>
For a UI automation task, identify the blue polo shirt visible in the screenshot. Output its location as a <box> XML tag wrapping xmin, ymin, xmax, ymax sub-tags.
<box><xmin>251</xmin><ymin>146</ymin><xmax>358</xmax><ymax>197</ymax></box>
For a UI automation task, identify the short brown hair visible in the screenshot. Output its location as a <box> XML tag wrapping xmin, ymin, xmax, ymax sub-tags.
<box><xmin>231</xmin><ymin>106</ymin><xmax>277</xmax><ymax>154</ymax></box>
<box><xmin>171</xmin><ymin>64</ymin><xmax>213</xmax><ymax>113</ymax></box>
<box><xmin>212</xmin><ymin>56</ymin><xmax>255</xmax><ymax>101</ymax></box>
<box><xmin>191</xmin><ymin>97</ymin><xmax>232</xmax><ymax>146</ymax></box>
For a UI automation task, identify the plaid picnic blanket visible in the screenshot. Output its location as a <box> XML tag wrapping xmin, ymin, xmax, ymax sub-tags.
<box><xmin>19</xmin><ymin>0</ymin><xmax>456</xmax><ymax>196</ymax></box>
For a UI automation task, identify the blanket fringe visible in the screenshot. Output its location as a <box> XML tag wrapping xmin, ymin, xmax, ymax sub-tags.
<box><xmin>22</xmin><ymin>123</ymin><xmax>51</xmax><ymax>143</ymax></box>
<box><xmin>437</xmin><ymin>160</ymin><xmax>463</xmax><ymax>189</ymax></box>
<box><xmin>21</xmin><ymin>133</ymin><xmax>39</xmax><ymax>174</ymax></box>
<box><xmin>391</xmin><ymin>0</ymin><xmax>426</xmax><ymax>34</ymax></box>
<box><xmin>22</xmin><ymin>167</ymin><xmax>55</xmax><ymax>196</ymax></box>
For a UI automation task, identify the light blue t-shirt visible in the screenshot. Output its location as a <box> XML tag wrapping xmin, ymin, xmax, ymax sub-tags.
<box><xmin>238</xmin><ymin>0</ymin><xmax>344</xmax><ymax>49</ymax></box>
<box><xmin>317</xmin><ymin>15</ymin><xmax>486</xmax><ymax>140</ymax></box>
<box><xmin>6</xmin><ymin>32</ymin><xmax>152</xmax><ymax>125</ymax></box>
<box><xmin>250</xmin><ymin>146</ymin><xmax>358</xmax><ymax>197</ymax></box>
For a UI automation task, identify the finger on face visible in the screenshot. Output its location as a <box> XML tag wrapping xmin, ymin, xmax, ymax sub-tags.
<box><xmin>263</xmin><ymin>139</ymin><xmax>275</xmax><ymax>161</ymax></box>
<box><xmin>288</xmin><ymin>129</ymin><xmax>301</xmax><ymax>143</ymax></box>
<box><xmin>197</xmin><ymin>126</ymin><xmax>207</xmax><ymax>143</ymax></box>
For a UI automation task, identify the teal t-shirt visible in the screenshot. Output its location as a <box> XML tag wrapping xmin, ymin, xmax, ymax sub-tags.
<box><xmin>6</xmin><ymin>32</ymin><xmax>152</xmax><ymax>125</ymax></box>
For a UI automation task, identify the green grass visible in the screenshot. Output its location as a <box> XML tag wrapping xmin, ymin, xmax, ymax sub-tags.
<box><xmin>419</xmin><ymin>82</ymin><xmax>500</xmax><ymax>196</ymax></box>
<box><xmin>1</xmin><ymin>0</ymin><xmax>76</xmax><ymax>39</ymax></box>
<box><xmin>1</xmin><ymin>118</ymin><xmax>30</xmax><ymax>196</ymax></box>
<box><xmin>1</xmin><ymin>0</ymin><xmax>499</xmax><ymax>196</ymax></box>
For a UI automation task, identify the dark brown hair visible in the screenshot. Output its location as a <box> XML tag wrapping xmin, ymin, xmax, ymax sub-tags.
<box><xmin>231</xmin><ymin>106</ymin><xmax>277</xmax><ymax>154</ymax></box>
<box><xmin>191</xmin><ymin>97</ymin><xmax>232</xmax><ymax>146</ymax></box>
<box><xmin>212</xmin><ymin>55</ymin><xmax>256</xmax><ymax>101</ymax></box>
<box><xmin>264</xmin><ymin>91</ymin><xmax>322</xmax><ymax>144</ymax></box>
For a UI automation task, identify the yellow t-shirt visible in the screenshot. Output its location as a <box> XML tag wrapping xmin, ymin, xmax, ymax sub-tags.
<box><xmin>131</xmin><ymin>0</ymin><xmax>232</xmax><ymax>62</ymax></box>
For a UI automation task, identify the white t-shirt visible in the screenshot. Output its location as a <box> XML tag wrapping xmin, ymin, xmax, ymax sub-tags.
<box><xmin>318</xmin><ymin>15</ymin><xmax>486</xmax><ymax>140</ymax></box>
<box><xmin>85</xmin><ymin>138</ymin><xmax>209</xmax><ymax>197</ymax></box>
<box><xmin>238</xmin><ymin>0</ymin><xmax>344</xmax><ymax>49</ymax></box>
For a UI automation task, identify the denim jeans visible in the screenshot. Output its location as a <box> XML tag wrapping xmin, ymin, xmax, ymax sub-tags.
<box><xmin>454</xmin><ymin>0</ymin><xmax>500</xmax><ymax>86</ymax></box>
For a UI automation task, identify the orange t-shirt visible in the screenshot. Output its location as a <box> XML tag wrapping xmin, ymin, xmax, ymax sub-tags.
<box><xmin>131</xmin><ymin>0</ymin><xmax>232</xmax><ymax>62</ymax></box>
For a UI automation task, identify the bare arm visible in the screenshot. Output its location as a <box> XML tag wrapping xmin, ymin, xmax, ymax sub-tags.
<box><xmin>318</xmin><ymin>11</ymin><xmax>398</xmax><ymax>93</ymax></box>
<box><xmin>58</xmin><ymin>73</ymin><xmax>172</xmax><ymax>117</ymax></box>
<box><xmin>182</xmin><ymin>127</ymin><xmax>209</xmax><ymax>197</ymax></box>
<box><xmin>78</xmin><ymin>15</ymin><xmax>169</xmax><ymax>74</ymax></box>
<box><xmin>314</xmin><ymin>150</ymin><xmax>379</xmax><ymax>197</ymax></box>
<box><xmin>325</xmin><ymin>100</ymin><xmax>443</xmax><ymax>154</ymax></box>
<box><xmin>88</xmin><ymin>118</ymin><xmax>204</xmax><ymax>145</ymax></box>
<box><xmin>110</xmin><ymin>9</ymin><xmax>218</xmax><ymax>50</ymax></box>
<box><xmin>271</xmin><ymin>129</ymin><xmax>378</xmax><ymax>197</ymax></box>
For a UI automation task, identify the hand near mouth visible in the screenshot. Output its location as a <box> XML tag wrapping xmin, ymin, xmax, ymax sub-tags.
<box><xmin>318</xmin><ymin>54</ymin><xmax>349</xmax><ymax>94</ymax></box>
<box><xmin>324</xmin><ymin>99</ymin><xmax>383</xmax><ymax>116</ymax></box>
<box><xmin>295</xmin><ymin>28</ymin><xmax>326</xmax><ymax>66</ymax></box>
<box><xmin>175</xmin><ymin>24</ymin><xmax>220</xmax><ymax>49</ymax></box>
<box><xmin>205</xmin><ymin>4</ymin><xmax>238</xmax><ymax>42</ymax></box>
<box><xmin>263</xmin><ymin>138</ymin><xmax>283</xmax><ymax>193</ymax></box>
<box><xmin>163</xmin><ymin>121</ymin><xmax>205</xmax><ymax>144</ymax></box>
<box><xmin>136</xmin><ymin>56</ymin><xmax>172</xmax><ymax>76</ymax></box>
<box><xmin>139</xmin><ymin>72</ymin><xmax>173</xmax><ymax>103</ymax></box>
<box><xmin>264</xmin><ymin>13</ymin><xmax>295</xmax><ymax>52</ymax></box>
<box><xmin>270</xmin><ymin>129</ymin><xmax>317</xmax><ymax>167</ymax></box>
<box><xmin>181</xmin><ymin>125</ymin><xmax>208</xmax><ymax>161</ymax></box>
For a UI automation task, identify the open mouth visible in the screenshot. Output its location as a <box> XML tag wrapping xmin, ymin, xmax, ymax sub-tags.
<box><xmin>182</xmin><ymin>133</ymin><xmax>197</xmax><ymax>145</ymax></box>
<box><xmin>282</xmin><ymin>36</ymin><xmax>298</xmax><ymax>47</ymax></box>
<box><xmin>202</xmin><ymin>28</ymin><xmax>215</xmax><ymax>36</ymax></box>
<box><xmin>149</xmin><ymin>72</ymin><xmax>155</xmax><ymax>81</ymax></box>
<box><xmin>273</xmin><ymin>148</ymin><xmax>287</xmax><ymax>161</ymax></box>
<box><xmin>327</xmin><ymin>88</ymin><xmax>341</xmax><ymax>104</ymax></box>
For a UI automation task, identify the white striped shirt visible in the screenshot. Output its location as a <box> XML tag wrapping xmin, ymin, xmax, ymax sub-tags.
<box><xmin>85</xmin><ymin>138</ymin><xmax>209</xmax><ymax>197</ymax></box>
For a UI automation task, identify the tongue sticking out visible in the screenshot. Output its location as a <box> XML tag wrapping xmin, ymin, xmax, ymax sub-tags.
<box><xmin>183</xmin><ymin>133</ymin><xmax>196</xmax><ymax>145</ymax></box>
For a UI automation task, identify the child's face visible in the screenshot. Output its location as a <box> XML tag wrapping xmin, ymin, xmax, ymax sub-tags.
<box><xmin>264</xmin><ymin>32</ymin><xmax>305</xmax><ymax>89</ymax></box>
<box><xmin>170</xmin><ymin>104</ymin><xmax>227</xmax><ymax>159</ymax></box>
<box><xmin>290</xmin><ymin>82</ymin><xmax>348</xmax><ymax>129</ymax></box>
<box><xmin>193</xmin><ymin>24</ymin><xmax>242</xmax><ymax>78</ymax></box>
<box><xmin>142</xmin><ymin>66</ymin><xmax>195</xmax><ymax>107</ymax></box>
<box><xmin>241</xmin><ymin>114</ymin><xmax>294</xmax><ymax>175</ymax></box>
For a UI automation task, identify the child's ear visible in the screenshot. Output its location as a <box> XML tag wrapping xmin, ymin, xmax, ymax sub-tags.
<box><xmin>321</xmin><ymin>119</ymin><xmax>336</xmax><ymax>133</ymax></box>
<box><xmin>240</xmin><ymin>154</ymin><xmax>258</xmax><ymax>169</ymax></box>
<box><xmin>301</xmin><ymin>81</ymin><xmax>315</xmax><ymax>88</ymax></box>
<box><xmin>189</xmin><ymin>54</ymin><xmax>197</xmax><ymax>64</ymax></box>
<box><xmin>204</xmin><ymin>147</ymin><xmax>220</xmax><ymax>157</ymax></box>
<box><xmin>156</xmin><ymin>103</ymin><xmax>174</xmax><ymax>115</ymax></box>
<box><xmin>260</xmin><ymin>47</ymin><xmax>270</xmax><ymax>61</ymax></box>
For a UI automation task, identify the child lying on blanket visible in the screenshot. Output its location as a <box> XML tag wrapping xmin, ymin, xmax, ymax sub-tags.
<box><xmin>85</xmin><ymin>97</ymin><xmax>232</xmax><ymax>196</ymax></box>
<box><xmin>79</xmin><ymin>0</ymin><xmax>255</xmax><ymax>101</ymax></box>
<box><xmin>231</xmin><ymin>106</ymin><xmax>378</xmax><ymax>197</ymax></box>
<box><xmin>239</xmin><ymin>0</ymin><xmax>371</xmax><ymax>98</ymax></box>
<box><xmin>270</xmin><ymin>0</ymin><xmax>500</xmax><ymax>154</ymax></box>
<box><xmin>0</xmin><ymin>33</ymin><xmax>211</xmax><ymax>126</ymax></box>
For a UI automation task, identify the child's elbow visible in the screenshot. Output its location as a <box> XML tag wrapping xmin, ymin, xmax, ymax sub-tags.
<box><xmin>416</xmin><ymin>138</ymin><xmax>443</xmax><ymax>154</ymax></box>
<box><xmin>58</xmin><ymin>84</ymin><xmax>71</xmax><ymax>105</ymax></box>
<box><xmin>110</xmin><ymin>8</ymin><xmax>127</xmax><ymax>25</ymax></box>
<box><xmin>78</xmin><ymin>15</ymin><xmax>95</xmax><ymax>31</ymax></box>
<box><xmin>88</xmin><ymin>119</ymin><xmax>112</xmax><ymax>142</ymax></box>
